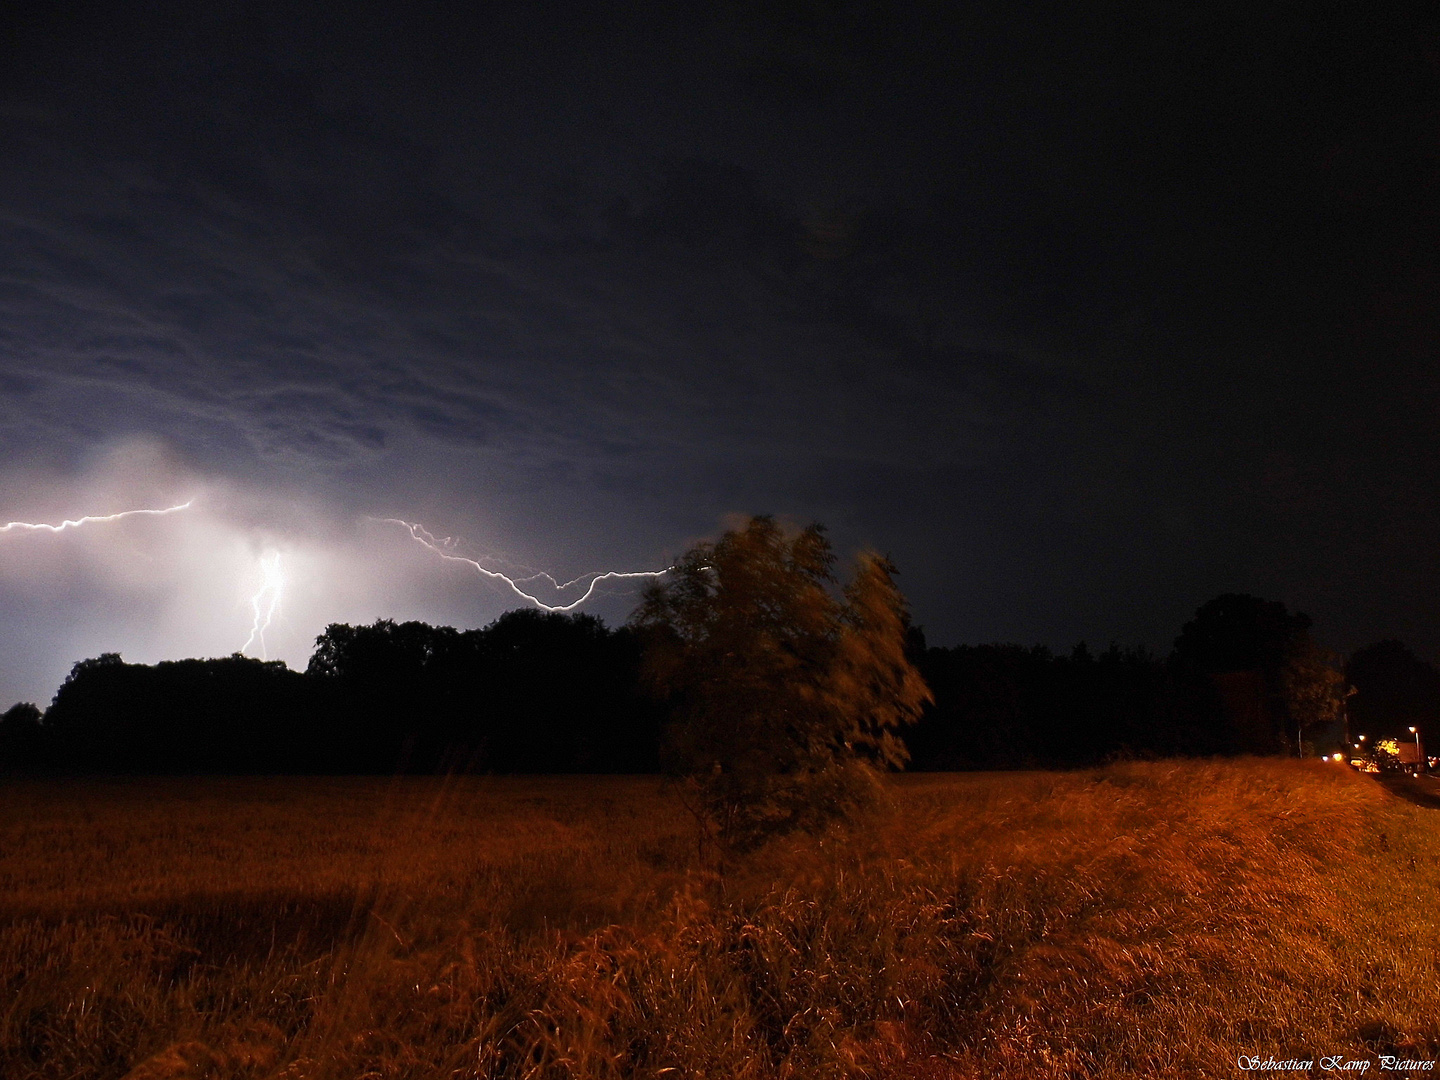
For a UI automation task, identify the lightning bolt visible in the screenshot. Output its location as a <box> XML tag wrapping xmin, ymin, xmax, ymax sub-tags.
<box><xmin>241</xmin><ymin>551</ymin><xmax>283</xmax><ymax>659</ymax></box>
<box><xmin>0</xmin><ymin>499</ymin><xmax>194</xmax><ymax>535</ymax></box>
<box><xmin>379</xmin><ymin>519</ymin><xmax>671</xmax><ymax>612</ymax></box>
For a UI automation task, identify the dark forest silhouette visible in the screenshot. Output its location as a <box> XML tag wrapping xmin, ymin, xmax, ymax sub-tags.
<box><xmin>3</xmin><ymin>610</ymin><xmax>661</xmax><ymax>774</ymax></box>
<box><xmin>1</xmin><ymin>593</ymin><xmax>1434</xmax><ymax>773</ymax></box>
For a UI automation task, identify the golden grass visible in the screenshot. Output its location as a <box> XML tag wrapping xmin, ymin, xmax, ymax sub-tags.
<box><xmin>3</xmin><ymin>761</ymin><xmax>1439</xmax><ymax>1078</ymax></box>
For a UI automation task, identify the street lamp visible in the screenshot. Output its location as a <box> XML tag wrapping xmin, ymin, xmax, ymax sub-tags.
<box><xmin>1410</xmin><ymin>727</ymin><xmax>1422</xmax><ymax>773</ymax></box>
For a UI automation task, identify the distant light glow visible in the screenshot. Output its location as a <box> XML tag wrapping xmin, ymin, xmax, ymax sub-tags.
<box><xmin>241</xmin><ymin>551</ymin><xmax>283</xmax><ymax>658</ymax></box>
<box><xmin>379</xmin><ymin>518</ymin><xmax>670</xmax><ymax>612</ymax></box>
<box><xmin>0</xmin><ymin>499</ymin><xmax>194</xmax><ymax>535</ymax></box>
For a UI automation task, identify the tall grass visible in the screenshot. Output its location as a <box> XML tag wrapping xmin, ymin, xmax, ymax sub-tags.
<box><xmin>2</xmin><ymin>761</ymin><xmax>1438</xmax><ymax>1078</ymax></box>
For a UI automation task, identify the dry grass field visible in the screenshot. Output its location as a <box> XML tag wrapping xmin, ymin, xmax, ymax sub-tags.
<box><xmin>3</xmin><ymin>761</ymin><xmax>1440</xmax><ymax>1078</ymax></box>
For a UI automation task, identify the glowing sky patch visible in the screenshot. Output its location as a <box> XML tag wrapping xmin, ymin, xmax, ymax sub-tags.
<box><xmin>0</xmin><ymin>450</ymin><xmax>688</xmax><ymax>708</ymax></box>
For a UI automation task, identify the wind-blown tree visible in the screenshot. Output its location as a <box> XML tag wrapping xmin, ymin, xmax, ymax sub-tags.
<box><xmin>1281</xmin><ymin>640</ymin><xmax>1350</xmax><ymax>756</ymax></box>
<box><xmin>631</xmin><ymin>516</ymin><xmax>930</xmax><ymax>854</ymax></box>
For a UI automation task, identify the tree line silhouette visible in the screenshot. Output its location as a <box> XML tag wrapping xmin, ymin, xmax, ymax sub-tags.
<box><xmin>2</xmin><ymin>593</ymin><xmax>1436</xmax><ymax>774</ymax></box>
<box><xmin>1</xmin><ymin>610</ymin><xmax>661</xmax><ymax>774</ymax></box>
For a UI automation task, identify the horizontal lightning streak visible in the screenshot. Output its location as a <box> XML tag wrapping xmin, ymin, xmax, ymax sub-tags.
<box><xmin>0</xmin><ymin>500</ymin><xmax>195</xmax><ymax>535</ymax></box>
<box><xmin>378</xmin><ymin>518</ymin><xmax>671</xmax><ymax>612</ymax></box>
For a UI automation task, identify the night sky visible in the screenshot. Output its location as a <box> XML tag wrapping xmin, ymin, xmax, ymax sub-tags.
<box><xmin>1</xmin><ymin>1</ymin><xmax>1436</xmax><ymax>707</ymax></box>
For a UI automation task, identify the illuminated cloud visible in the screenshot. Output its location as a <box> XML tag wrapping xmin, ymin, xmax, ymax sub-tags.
<box><xmin>0</xmin><ymin>439</ymin><xmax>680</xmax><ymax>704</ymax></box>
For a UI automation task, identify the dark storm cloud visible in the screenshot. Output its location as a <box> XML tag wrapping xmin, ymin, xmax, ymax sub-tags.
<box><xmin>0</xmin><ymin>0</ymin><xmax>1438</xmax><ymax>706</ymax></box>
<box><xmin>0</xmin><ymin>61</ymin><xmax>1071</xmax><ymax>484</ymax></box>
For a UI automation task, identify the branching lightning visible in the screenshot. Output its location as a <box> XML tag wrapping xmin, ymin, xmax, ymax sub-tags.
<box><xmin>0</xmin><ymin>496</ymin><xmax>290</xmax><ymax>658</ymax></box>
<box><xmin>379</xmin><ymin>518</ymin><xmax>671</xmax><ymax>612</ymax></box>
<box><xmin>0</xmin><ymin>499</ymin><xmax>194</xmax><ymax>535</ymax></box>
<box><xmin>1</xmin><ymin>498</ymin><xmax>662</xmax><ymax>659</ymax></box>
<box><xmin>241</xmin><ymin>552</ymin><xmax>283</xmax><ymax>659</ymax></box>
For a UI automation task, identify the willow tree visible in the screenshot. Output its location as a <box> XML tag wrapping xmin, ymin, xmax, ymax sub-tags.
<box><xmin>631</xmin><ymin>516</ymin><xmax>930</xmax><ymax>854</ymax></box>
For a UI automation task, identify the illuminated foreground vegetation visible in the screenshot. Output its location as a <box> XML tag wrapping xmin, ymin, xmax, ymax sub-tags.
<box><xmin>3</xmin><ymin>761</ymin><xmax>1440</xmax><ymax>1078</ymax></box>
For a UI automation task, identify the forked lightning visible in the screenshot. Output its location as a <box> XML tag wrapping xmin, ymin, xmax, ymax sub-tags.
<box><xmin>241</xmin><ymin>552</ymin><xmax>283</xmax><ymax>660</ymax></box>
<box><xmin>0</xmin><ymin>497</ymin><xmax>280</xmax><ymax>656</ymax></box>
<box><xmin>380</xmin><ymin>518</ymin><xmax>670</xmax><ymax>612</ymax></box>
<box><xmin>2</xmin><ymin>499</ymin><xmax>662</xmax><ymax>654</ymax></box>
